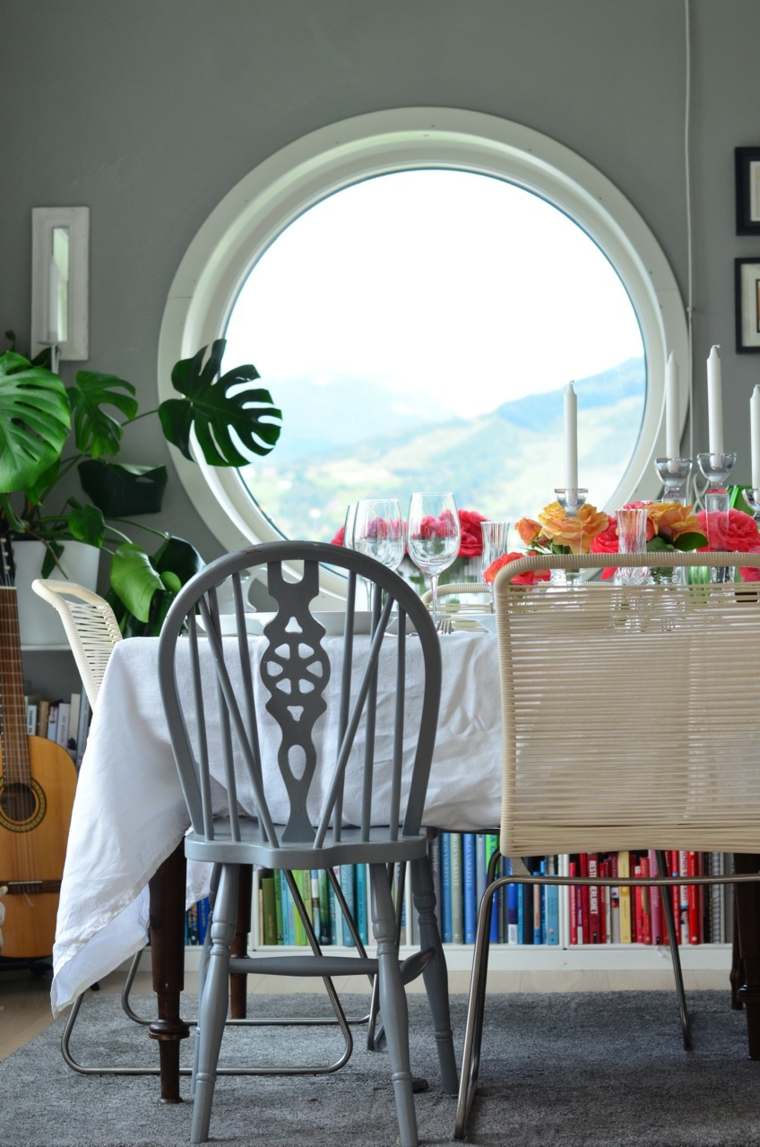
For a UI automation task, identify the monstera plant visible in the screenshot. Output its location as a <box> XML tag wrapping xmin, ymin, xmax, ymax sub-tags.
<box><xmin>0</xmin><ymin>335</ymin><xmax>281</xmax><ymax>634</ymax></box>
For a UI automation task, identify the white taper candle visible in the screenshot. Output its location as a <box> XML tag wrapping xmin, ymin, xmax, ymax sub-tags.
<box><xmin>751</xmin><ymin>385</ymin><xmax>760</xmax><ymax>490</ymax></box>
<box><xmin>665</xmin><ymin>352</ymin><xmax>679</xmax><ymax>459</ymax></box>
<box><xmin>564</xmin><ymin>382</ymin><xmax>578</xmax><ymax>492</ymax></box>
<box><xmin>707</xmin><ymin>345</ymin><xmax>724</xmax><ymax>456</ymax></box>
<box><xmin>47</xmin><ymin>257</ymin><xmax>60</xmax><ymax>343</ymax></box>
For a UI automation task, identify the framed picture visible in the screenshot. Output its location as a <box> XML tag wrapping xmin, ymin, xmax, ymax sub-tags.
<box><xmin>735</xmin><ymin>258</ymin><xmax>760</xmax><ymax>352</ymax></box>
<box><xmin>736</xmin><ymin>148</ymin><xmax>760</xmax><ymax>234</ymax></box>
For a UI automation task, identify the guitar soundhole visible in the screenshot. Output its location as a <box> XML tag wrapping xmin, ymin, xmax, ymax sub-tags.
<box><xmin>0</xmin><ymin>781</ymin><xmax>44</xmax><ymax>830</ymax></box>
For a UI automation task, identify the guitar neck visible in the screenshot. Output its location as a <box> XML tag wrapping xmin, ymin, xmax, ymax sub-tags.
<box><xmin>0</xmin><ymin>586</ymin><xmax>32</xmax><ymax>785</ymax></box>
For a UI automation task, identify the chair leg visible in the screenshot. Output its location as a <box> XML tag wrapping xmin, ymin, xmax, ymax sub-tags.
<box><xmin>192</xmin><ymin>863</ymin><xmax>239</xmax><ymax>1145</ymax></box>
<box><xmin>368</xmin><ymin>861</ymin><xmax>405</xmax><ymax>1052</ymax></box>
<box><xmin>454</xmin><ymin>877</ymin><xmax>498</xmax><ymax>1140</ymax></box>
<box><xmin>656</xmin><ymin>850</ymin><xmax>691</xmax><ymax>1050</ymax></box>
<box><xmin>370</xmin><ymin>862</ymin><xmax>418</xmax><ymax>1147</ymax></box>
<box><xmin>411</xmin><ymin>855</ymin><xmax>458</xmax><ymax>1093</ymax></box>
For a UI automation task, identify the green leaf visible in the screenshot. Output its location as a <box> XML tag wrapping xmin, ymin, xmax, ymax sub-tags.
<box><xmin>68</xmin><ymin>371</ymin><xmax>138</xmax><ymax>458</ymax></box>
<box><xmin>78</xmin><ymin>459</ymin><xmax>167</xmax><ymax>516</ymax></box>
<box><xmin>673</xmin><ymin>531</ymin><xmax>707</xmax><ymax>551</ymax></box>
<box><xmin>646</xmin><ymin>536</ymin><xmax>674</xmax><ymax>552</ymax></box>
<box><xmin>160</xmin><ymin>570</ymin><xmax>182</xmax><ymax>593</ymax></box>
<box><xmin>0</xmin><ymin>351</ymin><xmax>71</xmax><ymax>493</ymax></box>
<box><xmin>67</xmin><ymin>503</ymin><xmax>105</xmax><ymax>548</ymax></box>
<box><xmin>151</xmin><ymin>535</ymin><xmax>204</xmax><ymax>585</ymax></box>
<box><xmin>25</xmin><ymin>459</ymin><xmax>61</xmax><ymax>507</ymax></box>
<box><xmin>110</xmin><ymin>543</ymin><xmax>164</xmax><ymax>623</ymax></box>
<box><xmin>159</xmin><ymin>338</ymin><xmax>282</xmax><ymax>466</ymax></box>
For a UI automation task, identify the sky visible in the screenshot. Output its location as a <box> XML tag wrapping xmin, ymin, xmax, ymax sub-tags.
<box><xmin>223</xmin><ymin>168</ymin><xmax>644</xmax><ymax>421</ymax></box>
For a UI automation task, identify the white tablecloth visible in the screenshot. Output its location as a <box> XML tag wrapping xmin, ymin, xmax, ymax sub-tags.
<box><xmin>51</xmin><ymin>631</ymin><xmax>502</xmax><ymax>1014</ymax></box>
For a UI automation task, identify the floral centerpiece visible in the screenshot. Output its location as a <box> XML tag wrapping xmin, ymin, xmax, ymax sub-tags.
<box><xmin>589</xmin><ymin>500</ymin><xmax>706</xmax><ymax>578</ymax></box>
<box><xmin>515</xmin><ymin>500</ymin><xmax>609</xmax><ymax>556</ymax></box>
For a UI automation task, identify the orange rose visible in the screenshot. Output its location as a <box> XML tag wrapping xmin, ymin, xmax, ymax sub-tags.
<box><xmin>537</xmin><ymin>501</ymin><xmax>610</xmax><ymax>554</ymax></box>
<box><xmin>644</xmin><ymin>501</ymin><xmax>702</xmax><ymax>541</ymax></box>
<box><xmin>515</xmin><ymin>517</ymin><xmax>542</xmax><ymax>545</ymax></box>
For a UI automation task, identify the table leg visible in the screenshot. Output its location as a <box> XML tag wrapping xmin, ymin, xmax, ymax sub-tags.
<box><xmin>149</xmin><ymin>843</ymin><xmax>190</xmax><ymax>1102</ymax></box>
<box><xmin>733</xmin><ymin>853</ymin><xmax>760</xmax><ymax>1058</ymax></box>
<box><xmin>230</xmin><ymin>865</ymin><xmax>252</xmax><ymax>1019</ymax></box>
<box><xmin>731</xmin><ymin>904</ymin><xmax>744</xmax><ymax>1010</ymax></box>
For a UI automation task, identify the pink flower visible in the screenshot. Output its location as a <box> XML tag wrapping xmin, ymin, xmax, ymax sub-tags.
<box><xmin>484</xmin><ymin>551</ymin><xmax>551</xmax><ymax>586</ymax></box>
<box><xmin>458</xmin><ymin>509</ymin><xmax>488</xmax><ymax>558</ymax></box>
<box><xmin>697</xmin><ymin>508</ymin><xmax>760</xmax><ymax>552</ymax></box>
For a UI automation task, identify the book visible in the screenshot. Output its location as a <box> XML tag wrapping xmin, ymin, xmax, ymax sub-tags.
<box><xmin>339</xmin><ymin>865</ymin><xmax>355</xmax><ymax>947</ymax></box>
<box><xmin>440</xmin><ymin>834</ymin><xmax>453</xmax><ymax>943</ymax></box>
<box><xmin>260</xmin><ymin>871</ymin><xmax>277</xmax><ymax>944</ymax></box>
<box><xmin>46</xmin><ymin>701</ymin><xmax>59</xmax><ymax>743</ymax></box>
<box><xmin>67</xmin><ymin>692</ymin><xmax>81</xmax><ymax>759</ymax></box>
<box><xmin>451</xmin><ymin>835</ymin><xmax>463</xmax><ymax>943</ymax></box>
<box><xmin>618</xmin><ymin>852</ymin><xmax>631</xmax><ymax>944</ymax></box>
<box><xmin>463</xmin><ymin>834</ymin><xmax>477</xmax><ymax>944</ymax></box>
<box><xmin>37</xmin><ymin>699</ymin><xmax>50</xmax><ymax>738</ymax></box>
<box><xmin>485</xmin><ymin>835</ymin><xmax>500</xmax><ymax>942</ymax></box>
<box><xmin>355</xmin><ymin>864</ymin><xmax>368</xmax><ymax>945</ymax></box>
<box><xmin>56</xmin><ymin>702</ymin><xmax>70</xmax><ymax>752</ymax></box>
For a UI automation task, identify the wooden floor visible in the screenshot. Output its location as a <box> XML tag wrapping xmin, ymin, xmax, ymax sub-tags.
<box><xmin>0</xmin><ymin>965</ymin><xmax>731</xmax><ymax>1063</ymax></box>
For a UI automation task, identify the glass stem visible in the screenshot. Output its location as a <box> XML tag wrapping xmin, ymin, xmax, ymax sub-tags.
<box><xmin>430</xmin><ymin>573</ymin><xmax>440</xmax><ymax>621</ymax></box>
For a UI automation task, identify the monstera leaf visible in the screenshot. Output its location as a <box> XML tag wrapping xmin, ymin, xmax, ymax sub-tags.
<box><xmin>159</xmin><ymin>339</ymin><xmax>281</xmax><ymax>466</ymax></box>
<box><xmin>68</xmin><ymin>371</ymin><xmax>138</xmax><ymax>458</ymax></box>
<box><xmin>109</xmin><ymin>534</ymin><xmax>204</xmax><ymax>634</ymax></box>
<box><xmin>0</xmin><ymin>351</ymin><xmax>71</xmax><ymax>493</ymax></box>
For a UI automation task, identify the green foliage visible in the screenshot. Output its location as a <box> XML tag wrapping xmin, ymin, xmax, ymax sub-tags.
<box><xmin>0</xmin><ymin>351</ymin><xmax>71</xmax><ymax>493</ymax></box>
<box><xmin>67</xmin><ymin>372</ymin><xmax>138</xmax><ymax>458</ymax></box>
<box><xmin>0</xmin><ymin>332</ymin><xmax>280</xmax><ymax>631</ymax></box>
<box><xmin>159</xmin><ymin>339</ymin><xmax>282</xmax><ymax>465</ymax></box>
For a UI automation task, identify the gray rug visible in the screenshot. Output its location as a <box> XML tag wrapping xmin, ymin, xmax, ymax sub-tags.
<box><xmin>2</xmin><ymin>991</ymin><xmax>760</xmax><ymax>1146</ymax></box>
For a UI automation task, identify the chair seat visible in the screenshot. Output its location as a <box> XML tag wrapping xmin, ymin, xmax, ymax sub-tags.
<box><xmin>184</xmin><ymin>818</ymin><xmax>429</xmax><ymax>869</ymax></box>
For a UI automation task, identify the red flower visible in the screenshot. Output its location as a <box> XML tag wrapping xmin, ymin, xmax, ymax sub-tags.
<box><xmin>330</xmin><ymin>526</ymin><xmax>346</xmax><ymax>546</ymax></box>
<box><xmin>590</xmin><ymin>520</ymin><xmax>619</xmax><ymax>554</ymax></box>
<box><xmin>484</xmin><ymin>551</ymin><xmax>551</xmax><ymax>586</ymax></box>
<box><xmin>739</xmin><ymin>544</ymin><xmax>760</xmax><ymax>581</ymax></box>
<box><xmin>697</xmin><ymin>508</ymin><xmax>760</xmax><ymax>552</ymax></box>
<box><xmin>458</xmin><ymin>509</ymin><xmax>488</xmax><ymax>558</ymax></box>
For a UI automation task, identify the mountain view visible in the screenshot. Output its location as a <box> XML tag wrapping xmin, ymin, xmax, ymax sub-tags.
<box><xmin>239</xmin><ymin>357</ymin><xmax>646</xmax><ymax>541</ymax></box>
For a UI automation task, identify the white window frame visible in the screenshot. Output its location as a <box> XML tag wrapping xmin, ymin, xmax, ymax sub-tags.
<box><xmin>157</xmin><ymin>107</ymin><xmax>688</xmax><ymax>597</ymax></box>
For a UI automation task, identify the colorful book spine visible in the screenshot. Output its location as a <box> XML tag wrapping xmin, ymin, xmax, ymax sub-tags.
<box><xmin>451</xmin><ymin>835</ymin><xmax>463</xmax><ymax>943</ymax></box>
<box><xmin>355</xmin><ymin>864</ymin><xmax>368</xmax><ymax>945</ymax></box>
<box><xmin>485</xmin><ymin>835</ymin><xmax>499</xmax><ymax>942</ymax></box>
<box><xmin>440</xmin><ymin>834</ymin><xmax>453</xmax><ymax>943</ymax></box>
<box><xmin>463</xmin><ymin>834</ymin><xmax>477</xmax><ymax>945</ymax></box>
<box><xmin>339</xmin><ymin>865</ymin><xmax>356</xmax><ymax>947</ymax></box>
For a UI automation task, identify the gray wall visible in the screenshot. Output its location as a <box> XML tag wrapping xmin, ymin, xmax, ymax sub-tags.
<box><xmin>1</xmin><ymin>0</ymin><xmax>758</xmax><ymax>563</ymax></box>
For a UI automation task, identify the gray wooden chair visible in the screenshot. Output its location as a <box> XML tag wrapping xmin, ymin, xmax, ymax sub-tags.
<box><xmin>158</xmin><ymin>541</ymin><xmax>458</xmax><ymax>1146</ymax></box>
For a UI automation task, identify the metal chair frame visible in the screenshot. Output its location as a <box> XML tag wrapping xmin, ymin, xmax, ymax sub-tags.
<box><xmin>455</xmin><ymin>551</ymin><xmax>760</xmax><ymax>1140</ymax></box>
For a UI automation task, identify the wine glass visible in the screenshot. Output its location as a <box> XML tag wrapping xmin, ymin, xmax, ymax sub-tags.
<box><xmin>407</xmin><ymin>492</ymin><xmax>460</xmax><ymax>620</ymax></box>
<box><xmin>354</xmin><ymin>498</ymin><xmax>405</xmax><ymax>570</ymax></box>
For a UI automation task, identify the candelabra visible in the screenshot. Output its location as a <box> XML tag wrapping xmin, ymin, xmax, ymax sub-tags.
<box><xmin>654</xmin><ymin>456</ymin><xmax>693</xmax><ymax>505</ymax></box>
<box><xmin>554</xmin><ymin>487</ymin><xmax>587</xmax><ymax>519</ymax></box>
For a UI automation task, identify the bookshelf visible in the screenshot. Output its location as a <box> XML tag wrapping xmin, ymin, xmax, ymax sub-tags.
<box><xmin>181</xmin><ymin>841</ymin><xmax>735</xmax><ymax>981</ymax></box>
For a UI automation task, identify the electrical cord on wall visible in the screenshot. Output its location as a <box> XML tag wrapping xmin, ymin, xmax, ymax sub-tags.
<box><xmin>684</xmin><ymin>0</ymin><xmax>695</xmax><ymax>472</ymax></box>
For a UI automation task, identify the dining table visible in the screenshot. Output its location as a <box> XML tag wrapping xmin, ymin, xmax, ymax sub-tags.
<box><xmin>51</xmin><ymin>625</ymin><xmax>760</xmax><ymax>1103</ymax></box>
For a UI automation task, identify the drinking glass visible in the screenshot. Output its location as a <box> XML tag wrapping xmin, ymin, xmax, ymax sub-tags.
<box><xmin>407</xmin><ymin>492</ymin><xmax>461</xmax><ymax>620</ymax></box>
<box><xmin>354</xmin><ymin>498</ymin><xmax>405</xmax><ymax>570</ymax></box>
<box><xmin>615</xmin><ymin>506</ymin><xmax>649</xmax><ymax>585</ymax></box>
<box><xmin>480</xmin><ymin>520</ymin><xmax>511</xmax><ymax>582</ymax></box>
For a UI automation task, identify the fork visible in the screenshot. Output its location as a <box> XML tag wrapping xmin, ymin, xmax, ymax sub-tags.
<box><xmin>435</xmin><ymin>615</ymin><xmax>454</xmax><ymax>636</ymax></box>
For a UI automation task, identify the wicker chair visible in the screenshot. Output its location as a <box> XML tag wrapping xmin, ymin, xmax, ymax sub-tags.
<box><xmin>455</xmin><ymin>550</ymin><xmax>760</xmax><ymax>1139</ymax></box>
<box><xmin>31</xmin><ymin>579</ymin><xmax>121</xmax><ymax>706</ymax></box>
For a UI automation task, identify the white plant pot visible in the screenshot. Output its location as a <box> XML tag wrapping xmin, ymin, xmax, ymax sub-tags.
<box><xmin>12</xmin><ymin>539</ymin><xmax>101</xmax><ymax>647</ymax></box>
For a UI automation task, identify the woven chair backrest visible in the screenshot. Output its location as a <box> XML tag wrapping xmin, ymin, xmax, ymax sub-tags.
<box><xmin>492</xmin><ymin>550</ymin><xmax>760</xmax><ymax>857</ymax></box>
<box><xmin>31</xmin><ymin>579</ymin><xmax>122</xmax><ymax>707</ymax></box>
<box><xmin>158</xmin><ymin>542</ymin><xmax>441</xmax><ymax>850</ymax></box>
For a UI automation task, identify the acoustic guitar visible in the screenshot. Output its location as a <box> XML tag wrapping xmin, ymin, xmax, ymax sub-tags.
<box><xmin>0</xmin><ymin>533</ymin><xmax>77</xmax><ymax>959</ymax></box>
